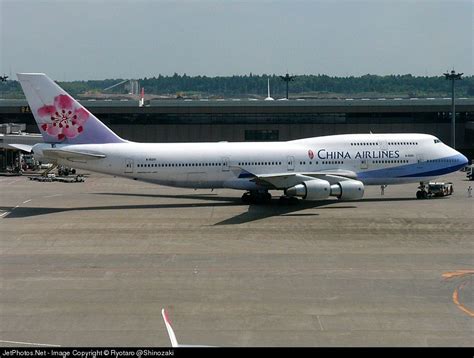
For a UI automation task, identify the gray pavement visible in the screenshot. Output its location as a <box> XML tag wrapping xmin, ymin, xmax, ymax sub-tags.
<box><xmin>0</xmin><ymin>171</ymin><xmax>473</xmax><ymax>346</ymax></box>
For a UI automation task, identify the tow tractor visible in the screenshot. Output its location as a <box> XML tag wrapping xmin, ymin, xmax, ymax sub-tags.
<box><xmin>416</xmin><ymin>182</ymin><xmax>453</xmax><ymax>199</ymax></box>
<box><xmin>28</xmin><ymin>164</ymin><xmax>84</xmax><ymax>183</ymax></box>
<box><xmin>466</xmin><ymin>166</ymin><xmax>473</xmax><ymax>181</ymax></box>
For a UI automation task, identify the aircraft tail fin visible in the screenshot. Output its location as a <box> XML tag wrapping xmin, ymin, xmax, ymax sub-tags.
<box><xmin>161</xmin><ymin>309</ymin><xmax>179</xmax><ymax>348</ymax></box>
<box><xmin>160</xmin><ymin>309</ymin><xmax>214</xmax><ymax>347</ymax></box>
<box><xmin>17</xmin><ymin>73</ymin><xmax>125</xmax><ymax>145</ymax></box>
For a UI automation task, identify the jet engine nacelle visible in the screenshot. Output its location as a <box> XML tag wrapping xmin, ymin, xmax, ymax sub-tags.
<box><xmin>330</xmin><ymin>180</ymin><xmax>364</xmax><ymax>200</ymax></box>
<box><xmin>285</xmin><ymin>179</ymin><xmax>331</xmax><ymax>200</ymax></box>
<box><xmin>285</xmin><ymin>179</ymin><xmax>365</xmax><ymax>201</ymax></box>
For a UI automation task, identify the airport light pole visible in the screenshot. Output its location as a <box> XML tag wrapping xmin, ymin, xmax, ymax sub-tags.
<box><xmin>443</xmin><ymin>69</ymin><xmax>463</xmax><ymax>149</ymax></box>
<box><xmin>279</xmin><ymin>73</ymin><xmax>296</xmax><ymax>99</ymax></box>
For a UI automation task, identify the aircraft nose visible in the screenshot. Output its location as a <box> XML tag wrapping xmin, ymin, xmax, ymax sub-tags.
<box><xmin>454</xmin><ymin>149</ymin><xmax>469</xmax><ymax>167</ymax></box>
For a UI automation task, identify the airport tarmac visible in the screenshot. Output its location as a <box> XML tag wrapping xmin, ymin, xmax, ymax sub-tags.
<box><xmin>0</xmin><ymin>171</ymin><xmax>473</xmax><ymax>347</ymax></box>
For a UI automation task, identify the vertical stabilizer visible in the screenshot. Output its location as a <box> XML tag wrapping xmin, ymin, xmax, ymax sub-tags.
<box><xmin>17</xmin><ymin>73</ymin><xmax>125</xmax><ymax>144</ymax></box>
<box><xmin>161</xmin><ymin>309</ymin><xmax>179</xmax><ymax>348</ymax></box>
<box><xmin>139</xmin><ymin>87</ymin><xmax>145</xmax><ymax>107</ymax></box>
<box><xmin>265</xmin><ymin>78</ymin><xmax>274</xmax><ymax>101</ymax></box>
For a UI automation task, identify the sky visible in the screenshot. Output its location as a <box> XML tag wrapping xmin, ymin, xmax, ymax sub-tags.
<box><xmin>0</xmin><ymin>0</ymin><xmax>472</xmax><ymax>80</ymax></box>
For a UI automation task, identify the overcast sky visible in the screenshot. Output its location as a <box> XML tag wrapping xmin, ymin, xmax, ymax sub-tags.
<box><xmin>0</xmin><ymin>0</ymin><xmax>472</xmax><ymax>80</ymax></box>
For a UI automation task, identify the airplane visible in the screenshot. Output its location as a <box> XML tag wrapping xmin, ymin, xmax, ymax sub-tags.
<box><xmin>12</xmin><ymin>73</ymin><xmax>468</xmax><ymax>204</ymax></box>
<box><xmin>264</xmin><ymin>78</ymin><xmax>274</xmax><ymax>101</ymax></box>
<box><xmin>0</xmin><ymin>74</ymin><xmax>8</xmax><ymax>82</ymax></box>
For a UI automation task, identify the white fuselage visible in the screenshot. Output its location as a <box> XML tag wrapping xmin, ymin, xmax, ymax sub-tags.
<box><xmin>33</xmin><ymin>133</ymin><xmax>468</xmax><ymax>190</ymax></box>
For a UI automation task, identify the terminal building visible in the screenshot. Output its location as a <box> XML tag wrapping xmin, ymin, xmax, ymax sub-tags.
<box><xmin>1</xmin><ymin>97</ymin><xmax>473</xmax><ymax>171</ymax></box>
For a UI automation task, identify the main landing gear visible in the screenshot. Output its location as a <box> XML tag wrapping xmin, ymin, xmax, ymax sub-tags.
<box><xmin>240</xmin><ymin>191</ymin><xmax>301</xmax><ymax>205</ymax></box>
<box><xmin>241</xmin><ymin>190</ymin><xmax>272</xmax><ymax>204</ymax></box>
<box><xmin>416</xmin><ymin>182</ymin><xmax>428</xmax><ymax>199</ymax></box>
<box><xmin>278</xmin><ymin>195</ymin><xmax>300</xmax><ymax>205</ymax></box>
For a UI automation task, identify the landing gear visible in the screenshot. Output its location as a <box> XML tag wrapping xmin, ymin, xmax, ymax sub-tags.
<box><xmin>241</xmin><ymin>191</ymin><xmax>272</xmax><ymax>204</ymax></box>
<box><xmin>241</xmin><ymin>192</ymin><xmax>252</xmax><ymax>204</ymax></box>
<box><xmin>278</xmin><ymin>195</ymin><xmax>299</xmax><ymax>205</ymax></box>
<box><xmin>240</xmin><ymin>191</ymin><xmax>303</xmax><ymax>205</ymax></box>
<box><xmin>416</xmin><ymin>182</ymin><xmax>428</xmax><ymax>199</ymax></box>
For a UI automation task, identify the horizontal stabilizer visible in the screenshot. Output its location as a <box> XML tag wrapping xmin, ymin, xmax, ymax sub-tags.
<box><xmin>42</xmin><ymin>148</ymin><xmax>106</xmax><ymax>162</ymax></box>
<box><xmin>8</xmin><ymin>144</ymin><xmax>33</xmax><ymax>152</ymax></box>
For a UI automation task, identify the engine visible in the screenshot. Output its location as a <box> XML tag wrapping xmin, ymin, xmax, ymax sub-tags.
<box><xmin>285</xmin><ymin>179</ymin><xmax>365</xmax><ymax>201</ymax></box>
<box><xmin>329</xmin><ymin>180</ymin><xmax>365</xmax><ymax>200</ymax></box>
<box><xmin>285</xmin><ymin>179</ymin><xmax>331</xmax><ymax>200</ymax></box>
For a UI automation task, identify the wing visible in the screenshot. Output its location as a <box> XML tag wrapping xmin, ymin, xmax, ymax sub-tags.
<box><xmin>231</xmin><ymin>166</ymin><xmax>358</xmax><ymax>189</ymax></box>
<box><xmin>42</xmin><ymin>148</ymin><xmax>106</xmax><ymax>162</ymax></box>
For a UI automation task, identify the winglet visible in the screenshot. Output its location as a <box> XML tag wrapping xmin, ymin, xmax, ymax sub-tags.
<box><xmin>161</xmin><ymin>309</ymin><xmax>179</xmax><ymax>348</ymax></box>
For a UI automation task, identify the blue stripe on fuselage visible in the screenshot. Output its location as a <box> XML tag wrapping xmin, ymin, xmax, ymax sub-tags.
<box><xmin>357</xmin><ymin>154</ymin><xmax>467</xmax><ymax>179</ymax></box>
<box><xmin>398</xmin><ymin>162</ymin><xmax>466</xmax><ymax>177</ymax></box>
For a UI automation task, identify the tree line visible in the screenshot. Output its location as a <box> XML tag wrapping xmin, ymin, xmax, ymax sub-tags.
<box><xmin>1</xmin><ymin>73</ymin><xmax>473</xmax><ymax>98</ymax></box>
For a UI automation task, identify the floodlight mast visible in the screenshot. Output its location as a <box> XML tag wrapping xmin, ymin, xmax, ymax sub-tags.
<box><xmin>443</xmin><ymin>69</ymin><xmax>463</xmax><ymax>149</ymax></box>
<box><xmin>279</xmin><ymin>73</ymin><xmax>296</xmax><ymax>99</ymax></box>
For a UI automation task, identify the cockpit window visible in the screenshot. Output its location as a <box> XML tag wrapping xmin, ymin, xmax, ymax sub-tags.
<box><xmin>434</xmin><ymin>139</ymin><xmax>441</xmax><ymax>144</ymax></box>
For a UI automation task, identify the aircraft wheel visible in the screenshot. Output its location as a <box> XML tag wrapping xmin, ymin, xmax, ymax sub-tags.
<box><xmin>242</xmin><ymin>191</ymin><xmax>271</xmax><ymax>205</ymax></box>
<box><xmin>289</xmin><ymin>196</ymin><xmax>299</xmax><ymax>205</ymax></box>
<box><xmin>264</xmin><ymin>192</ymin><xmax>272</xmax><ymax>203</ymax></box>
<box><xmin>279</xmin><ymin>196</ymin><xmax>299</xmax><ymax>205</ymax></box>
<box><xmin>241</xmin><ymin>192</ymin><xmax>252</xmax><ymax>204</ymax></box>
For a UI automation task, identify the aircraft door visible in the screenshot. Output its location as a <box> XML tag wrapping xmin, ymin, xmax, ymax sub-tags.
<box><xmin>287</xmin><ymin>156</ymin><xmax>295</xmax><ymax>171</ymax></box>
<box><xmin>417</xmin><ymin>154</ymin><xmax>424</xmax><ymax>168</ymax></box>
<box><xmin>124</xmin><ymin>159</ymin><xmax>134</xmax><ymax>173</ymax></box>
<box><xmin>360</xmin><ymin>159</ymin><xmax>369</xmax><ymax>170</ymax></box>
<box><xmin>221</xmin><ymin>157</ymin><xmax>230</xmax><ymax>171</ymax></box>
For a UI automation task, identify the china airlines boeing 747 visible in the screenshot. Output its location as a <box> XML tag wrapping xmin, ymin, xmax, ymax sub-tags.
<box><xmin>13</xmin><ymin>73</ymin><xmax>468</xmax><ymax>204</ymax></box>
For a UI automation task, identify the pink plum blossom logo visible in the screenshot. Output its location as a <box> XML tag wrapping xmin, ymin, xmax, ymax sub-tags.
<box><xmin>308</xmin><ymin>149</ymin><xmax>314</xmax><ymax>160</ymax></box>
<box><xmin>37</xmin><ymin>94</ymin><xmax>89</xmax><ymax>141</ymax></box>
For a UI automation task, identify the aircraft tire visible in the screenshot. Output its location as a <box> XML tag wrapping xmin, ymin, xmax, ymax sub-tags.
<box><xmin>241</xmin><ymin>192</ymin><xmax>252</xmax><ymax>204</ymax></box>
<box><xmin>279</xmin><ymin>196</ymin><xmax>299</xmax><ymax>205</ymax></box>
